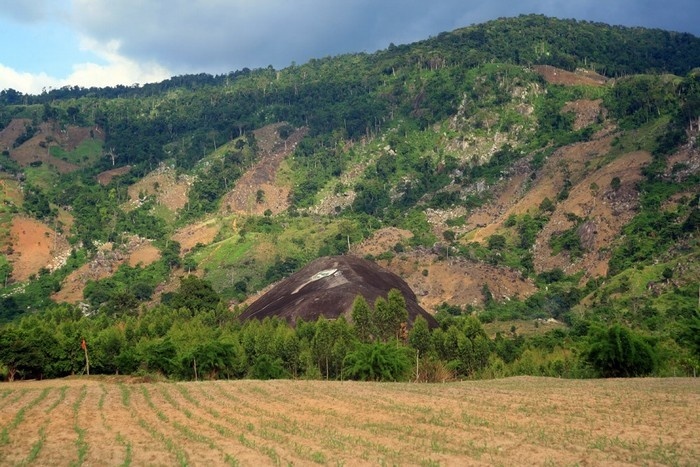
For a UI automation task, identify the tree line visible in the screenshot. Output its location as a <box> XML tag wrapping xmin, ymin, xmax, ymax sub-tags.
<box><xmin>2</xmin><ymin>278</ymin><xmax>692</xmax><ymax>383</ymax></box>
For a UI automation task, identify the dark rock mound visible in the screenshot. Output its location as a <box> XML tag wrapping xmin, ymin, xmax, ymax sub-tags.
<box><xmin>239</xmin><ymin>255</ymin><xmax>437</xmax><ymax>328</ymax></box>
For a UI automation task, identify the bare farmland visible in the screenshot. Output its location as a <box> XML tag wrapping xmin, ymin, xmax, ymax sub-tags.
<box><xmin>0</xmin><ymin>377</ymin><xmax>697</xmax><ymax>466</ymax></box>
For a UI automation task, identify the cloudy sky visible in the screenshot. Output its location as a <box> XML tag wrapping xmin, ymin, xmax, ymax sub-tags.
<box><xmin>1</xmin><ymin>0</ymin><xmax>698</xmax><ymax>94</ymax></box>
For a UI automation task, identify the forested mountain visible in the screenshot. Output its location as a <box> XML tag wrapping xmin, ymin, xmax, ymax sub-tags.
<box><xmin>1</xmin><ymin>15</ymin><xmax>698</xmax><ymax>382</ymax></box>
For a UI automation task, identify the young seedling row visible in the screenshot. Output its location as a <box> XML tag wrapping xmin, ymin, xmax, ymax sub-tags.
<box><xmin>0</xmin><ymin>377</ymin><xmax>697</xmax><ymax>466</ymax></box>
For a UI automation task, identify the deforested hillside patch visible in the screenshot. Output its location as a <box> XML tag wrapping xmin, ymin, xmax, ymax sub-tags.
<box><xmin>466</xmin><ymin>133</ymin><xmax>617</xmax><ymax>243</ymax></box>
<box><xmin>96</xmin><ymin>165</ymin><xmax>131</xmax><ymax>186</ymax></box>
<box><xmin>533</xmin><ymin>65</ymin><xmax>608</xmax><ymax>87</ymax></box>
<box><xmin>6</xmin><ymin>216</ymin><xmax>70</xmax><ymax>282</ymax></box>
<box><xmin>221</xmin><ymin>124</ymin><xmax>307</xmax><ymax>216</ymax></box>
<box><xmin>171</xmin><ymin>218</ymin><xmax>220</xmax><ymax>253</ymax></box>
<box><xmin>53</xmin><ymin>236</ymin><xmax>159</xmax><ymax>304</ymax></box>
<box><xmin>378</xmin><ymin>251</ymin><xmax>537</xmax><ymax>312</ymax></box>
<box><xmin>350</xmin><ymin>227</ymin><xmax>414</xmax><ymax>257</ymax></box>
<box><xmin>562</xmin><ymin>99</ymin><xmax>607</xmax><ymax>130</ymax></box>
<box><xmin>533</xmin><ymin>149</ymin><xmax>651</xmax><ymax>278</ymax></box>
<box><xmin>0</xmin><ymin>118</ymin><xmax>32</xmax><ymax>150</ymax></box>
<box><xmin>125</xmin><ymin>163</ymin><xmax>191</xmax><ymax>213</ymax></box>
<box><xmin>2</xmin><ymin>120</ymin><xmax>103</xmax><ymax>175</ymax></box>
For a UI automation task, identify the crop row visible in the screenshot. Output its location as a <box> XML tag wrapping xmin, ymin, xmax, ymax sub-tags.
<box><xmin>0</xmin><ymin>378</ymin><xmax>696</xmax><ymax>466</ymax></box>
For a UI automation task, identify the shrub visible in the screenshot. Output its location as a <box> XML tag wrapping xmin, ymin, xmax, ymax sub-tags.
<box><xmin>250</xmin><ymin>354</ymin><xmax>286</xmax><ymax>380</ymax></box>
<box><xmin>343</xmin><ymin>342</ymin><xmax>411</xmax><ymax>381</ymax></box>
<box><xmin>583</xmin><ymin>324</ymin><xmax>657</xmax><ymax>377</ymax></box>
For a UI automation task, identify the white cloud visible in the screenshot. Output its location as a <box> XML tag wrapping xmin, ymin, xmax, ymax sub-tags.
<box><xmin>0</xmin><ymin>64</ymin><xmax>58</xmax><ymax>94</ymax></box>
<box><xmin>66</xmin><ymin>36</ymin><xmax>172</xmax><ymax>88</ymax></box>
<box><xmin>0</xmin><ymin>37</ymin><xmax>172</xmax><ymax>94</ymax></box>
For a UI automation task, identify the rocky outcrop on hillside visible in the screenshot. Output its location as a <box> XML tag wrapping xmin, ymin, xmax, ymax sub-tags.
<box><xmin>239</xmin><ymin>255</ymin><xmax>438</xmax><ymax>328</ymax></box>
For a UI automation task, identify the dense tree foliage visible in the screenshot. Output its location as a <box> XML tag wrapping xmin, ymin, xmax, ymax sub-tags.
<box><xmin>0</xmin><ymin>15</ymin><xmax>698</xmax><ymax>382</ymax></box>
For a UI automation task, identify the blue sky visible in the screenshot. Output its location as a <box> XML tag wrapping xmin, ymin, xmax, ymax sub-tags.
<box><xmin>1</xmin><ymin>0</ymin><xmax>699</xmax><ymax>94</ymax></box>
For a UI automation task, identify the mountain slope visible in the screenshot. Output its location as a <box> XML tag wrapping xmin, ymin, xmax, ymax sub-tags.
<box><xmin>0</xmin><ymin>15</ymin><xmax>696</xmax><ymax>357</ymax></box>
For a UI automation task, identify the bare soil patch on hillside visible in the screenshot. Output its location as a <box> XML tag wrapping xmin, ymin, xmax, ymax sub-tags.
<box><xmin>1</xmin><ymin>120</ymin><xmax>99</xmax><ymax>174</ymax></box>
<box><xmin>53</xmin><ymin>237</ymin><xmax>158</xmax><ymax>303</ymax></box>
<box><xmin>6</xmin><ymin>217</ymin><xmax>70</xmax><ymax>282</ymax></box>
<box><xmin>1</xmin><ymin>377</ymin><xmax>696</xmax><ymax>466</ymax></box>
<box><xmin>221</xmin><ymin>125</ymin><xmax>307</xmax><ymax>216</ymax></box>
<box><xmin>468</xmin><ymin>135</ymin><xmax>616</xmax><ymax>243</ymax></box>
<box><xmin>349</xmin><ymin>229</ymin><xmax>537</xmax><ymax>311</ymax></box>
<box><xmin>380</xmin><ymin>251</ymin><xmax>537</xmax><ymax>311</ymax></box>
<box><xmin>0</xmin><ymin>118</ymin><xmax>30</xmax><ymax>150</ymax></box>
<box><xmin>562</xmin><ymin>99</ymin><xmax>606</xmax><ymax>130</ymax></box>
<box><xmin>125</xmin><ymin>164</ymin><xmax>190</xmax><ymax>211</ymax></box>
<box><xmin>351</xmin><ymin>227</ymin><xmax>414</xmax><ymax>257</ymax></box>
<box><xmin>128</xmin><ymin>242</ymin><xmax>161</xmax><ymax>267</ymax></box>
<box><xmin>533</xmin><ymin>150</ymin><xmax>651</xmax><ymax>278</ymax></box>
<box><xmin>534</xmin><ymin>65</ymin><xmax>608</xmax><ymax>87</ymax></box>
<box><xmin>96</xmin><ymin>166</ymin><xmax>132</xmax><ymax>186</ymax></box>
<box><xmin>64</xmin><ymin>125</ymin><xmax>101</xmax><ymax>151</ymax></box>
<box><xmin>463</xmin><ymin>134</ymin><xmax>651</xmax><ymax>279</ymax></box>
<box><xmin>172</xmin><ymin>219</ymin><xmax>220</xmax><ymax>253</ymax></box>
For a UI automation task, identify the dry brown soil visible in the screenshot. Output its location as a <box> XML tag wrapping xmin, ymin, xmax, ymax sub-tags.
<box><xmin>533</xmin><ymin>150</ymin><xmax>651</xmax><ymax>278</ymax></box>
<box><xmin>562</xmin><ymin>99</ymin><xmax>606</xmax><ymax>130</ymax></box>
<box><xmin>96</xmin><ymin>166</ymin><xmax>132</xmax><ymax>186</ymax></box>
<box><xmin>6</xmin><ymin>217</ymin><xmax>70</xmax><ymax>282</ymax></box>
<box><xmin>533</xmin><ymin>65</ymin><xmax>608</xmax><ymax>87</ymax></box>
<box><xmin>351</xmin><ymin>227</ymin><xmax>414</xmax><ymax>257</ymax></box>
<box><xmin>351</xmin><ymin>228</ymin><xmax>537</xmax><ymax>311</ymax></box>
<box><xmin>125</xmin><ymin>165</ymin><xmax>190</xmax><ymax>211</ymax></box>
<box><xmin>172</xmin><ymin>219</ymin><xmax>221</xmax><ymax>253</ymax></box>
<box><xmin>0</xmin><ymin>120</ymin><xmax>101</xmax><ymax>174</ymax></box>
<box><xmin>221</xmin><ymin>124</ymin><xmax>307</xmax><ymax>216</ymax></box>
<box><xmin>380</xmin><ymin>251</ymin><xmax>537</xmax><ymax>311</ymax></box>
<box><xmin>53</xmin><ymin>238</ymin><xmax>160</xmax><ymax>304</ymax></box>
<box><xmin>0</xmin><ymin>118</ymin><xmax>30</xmax><ymax>151</ymax></box>
<box><xmin>0</xmin><ymin>377</ymin><xmax>696</xmax><ymax>466</ymax></box>
<box><xmin>462</xmin><ymin>130</ymin><xmax>650</xmax><ymax>280</ymax></box>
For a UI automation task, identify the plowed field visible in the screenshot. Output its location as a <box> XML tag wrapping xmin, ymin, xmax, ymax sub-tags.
<box><xmin>0</xmin><ymin>377</ymin><xmax>697</xmax><ymax>466</ymax></box>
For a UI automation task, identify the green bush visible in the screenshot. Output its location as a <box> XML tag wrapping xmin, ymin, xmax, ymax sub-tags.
<box><xmin>342</xmin><ymin>342</ymin><xmax>411</xmax><ymax>381</ymax></box>
<box><xmin>249</xmin><ymin>354</ymin><xmax>286</xmax><ymax>380</ymax></box>
<box><xmin>583</xmin><ymin>324</ymin><xmax>657</xmax><ymax>377</ymax></box>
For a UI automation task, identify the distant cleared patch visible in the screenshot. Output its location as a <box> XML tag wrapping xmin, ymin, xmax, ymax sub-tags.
<box><xmin>1</xmin><ymin>120</ymin><xmax>102</xmax><ymax>174</ymax></box>
<box><xmin>7</xmin><ymin>216</ymin><xmax>70</xmax><ymax>282</ymax></box>
<box><xmin>96</xmin><ymin>165</ymin><xmax>132</xmax><ymax>186</ymax></box>
<box><xmin>53</xmin><ymin>237</ymin><xmax>157</xmax><ymax>303</ymax></box>
<box><xmin>533</xmin><ymin>65</ymin><xmax>607</xmax><ymax>86</ymax></box>
<box><xmin>378</xmin><ymin>250</ymin><xmax>537</xmax><ymax>312</ymax></box>
<box><xmin>221</xmin><ymin>124</ymin><xmax>307</xmax><ymax>216</ymax></box>
<box><xmin>351</xmin><ymin>227</ymin><xmax>414</xmax><ymax>257</ymax></box>
<box><xmin>49</xmin><ymin>137</ymin><xmax>103</xmax><ymax>166</ymax></box>
<box><xmin>126</xmin><ymin>164</ymin><xmax>191</xmax><ymax>212</ymax></box>
<box><xmin>128</xmin><ymin>242</ymin><xmax>161</xmax><ymax>267</ymax></box>
<box><xmin>533</xmin><ymin>149</ymin><xmax>652</xmax><ymax>278</ymax></box>
<box><xmin>172</xmin><ymin>219</ymin><xmax>220</xmax><ymax>253</ymax></box>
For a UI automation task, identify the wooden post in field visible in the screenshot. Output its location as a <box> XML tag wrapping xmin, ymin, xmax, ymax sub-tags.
<box><xmin>81</xmin><ymin>338</ymin><xmax>90</xmax><ymax>376</ymax></box>
<box><xmin>416</xmin><ymin>350</ymin><xmax>419</xmax><ymax>383</ymax></box>
<box><xmin>193</xmin><ymin>357</ymin><xmax>198</xmax><ymax>381</ymax></box>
